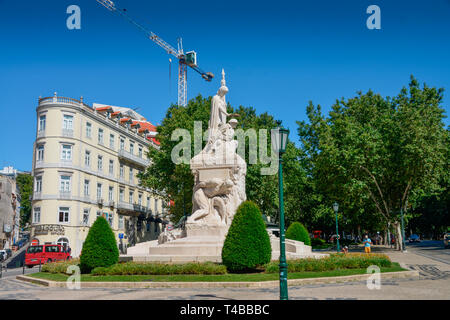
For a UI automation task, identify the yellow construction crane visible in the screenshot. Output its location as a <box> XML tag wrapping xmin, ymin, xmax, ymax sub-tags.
<box><xmin>96</xmin><ymin>0</ymin><xmax>214</xmax><ymax>107</ymax></box>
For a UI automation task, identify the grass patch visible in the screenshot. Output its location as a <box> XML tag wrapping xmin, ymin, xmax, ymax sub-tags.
<box><xmin>29</xmin><ymin>263</ymin><xmax>404</xmax><ymax>282</ymax></box>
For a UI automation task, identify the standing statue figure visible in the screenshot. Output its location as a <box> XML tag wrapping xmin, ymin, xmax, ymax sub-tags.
<box><xmin>208</xmin><ymin>69</ymin><xmax>230</xmax><ymax>144</ymax></box>
<box><xmin>188</xmin><ymin>69</ymin><xmax>246</xmax><ymax>228</ymax></box>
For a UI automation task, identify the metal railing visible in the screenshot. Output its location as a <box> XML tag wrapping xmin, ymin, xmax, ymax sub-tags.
<box><xmin>59</xmin><ymin>191</ymin><xmax>72</xmax><ymax>199</ymax></box>
<box><xmin>62</xmin><ymin>128</ymin><xmax>74</xmax><ymax>137</ymax></box>
<box><xmin>118</xmin><ymin>149</ymin><xmax>150</xmax><ymax>167</ymax></box>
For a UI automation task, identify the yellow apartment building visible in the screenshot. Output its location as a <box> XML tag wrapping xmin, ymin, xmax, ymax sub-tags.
<box><xmin>31</xmin><ymin>93</ymin><xmax>168</xmax><ymax>257</ymax></box>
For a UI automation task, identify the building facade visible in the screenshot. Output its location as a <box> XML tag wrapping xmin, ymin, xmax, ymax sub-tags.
<box><xmin>31</xmin><ymin>94</ymin><xmax>168</xmax><ymax>257</ymax></box>
<box><xmin>0</xmin><ymin>169</ymin><xmax>21</xmax><ymax>249</ymax></box>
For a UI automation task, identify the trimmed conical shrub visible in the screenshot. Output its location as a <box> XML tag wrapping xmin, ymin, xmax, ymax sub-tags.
<box><xmin>286</xmin><ymin>222</ymin><xmax>311</xmax><ymax>245</ymax></box>
<box><xmin>221</xmin><ymin>201</ymin><xmax>272</xmax><ymax>272</ymax></box>
<box><xmin>79</xmin><ymin>216</ymin><xmax>119</xmax><ymax>274</ymax></box>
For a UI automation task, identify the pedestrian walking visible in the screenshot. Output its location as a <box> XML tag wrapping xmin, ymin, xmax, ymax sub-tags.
<box><xmin>363</xmin><ymin>235</ymin><xmax>372</xmax><ymax>253</ymax></box>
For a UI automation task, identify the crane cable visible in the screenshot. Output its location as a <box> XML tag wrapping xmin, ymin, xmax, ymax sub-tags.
<box><xmin>169</xmin><ymin>58</ymin><xmax>172</xmax><ymax>97</ymax></box>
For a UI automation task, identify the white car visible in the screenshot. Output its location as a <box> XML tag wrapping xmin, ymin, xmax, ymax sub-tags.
<box><xmin>0</xmin><ymin>250</ymin><xmax>7</xmax><ymax>262</ymax></box>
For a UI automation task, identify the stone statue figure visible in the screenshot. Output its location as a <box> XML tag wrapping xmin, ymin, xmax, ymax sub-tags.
<box><xmin>208</xmin><ymin>69</ymin><xmax>230</xmax><ymax>144</ymax></box>
<box><xmin>187</xmin><ymin>69</ymin><xmax>247</xmax><ymax>228</ymax></box>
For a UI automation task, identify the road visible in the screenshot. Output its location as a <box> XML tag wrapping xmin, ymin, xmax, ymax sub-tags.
<box><xmin>0</xmin><ymin>241</ymin><xmax>448</xmax><ymax>300</ymax></box>
<box><xmin>404</xmin><ymin>240</ymin><xmax>450</xmax><ymax>265</ymax></box>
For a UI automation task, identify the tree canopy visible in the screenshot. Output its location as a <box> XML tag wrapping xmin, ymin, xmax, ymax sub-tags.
<box><xmin>297</xmin><ymin>76</ymin><xmax>448</xmax><ymax>245</ymax></box>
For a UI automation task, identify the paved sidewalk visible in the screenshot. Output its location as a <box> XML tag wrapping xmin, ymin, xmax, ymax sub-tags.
<box><xmin>2</xmin><ymin>246</ymin><xmax>449</xmax><ymax>300</ymax></box>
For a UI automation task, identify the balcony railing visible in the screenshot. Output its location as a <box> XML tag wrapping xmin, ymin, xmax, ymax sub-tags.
<box><xmin>117</xmin><ymin>202</ymin><xmax>151</xmax><ymax>215</ymax></box>
<box><xmin>39</xmin><ymin>95</ymin><xmax>85</xmax><ymax>107</ymax></box>
<box><xmin>106</xmin><ymin>200</ymin><xmax>115</xmax><ymax>208</ymax></box>
<box><xmin>33</xmin><ymin>192</ymin><xmax>42</xmax><ymax>200</ymax></box>
<box><xmin>37</xmin><ymin>130</ymin><xmax>45</xmax><ymax>138</ymax></box>
<box><xmin>118</xmin><ymin>201</ymin><xmax>134</xmax><ymax>212</ymax></box>
<box><xmin>118</xmin><ymin>149</ymin><xmax>150</xmax><ymax>167</ymax></box>
<box><xmin>59</xmin><ymin>191</ymin><xmax>72</xmax><ymax>200</ymax></box>
<box><xmin>62</xmin><ymin>128</ymin><xmax>74</xmax><ymax>137</ymax></box>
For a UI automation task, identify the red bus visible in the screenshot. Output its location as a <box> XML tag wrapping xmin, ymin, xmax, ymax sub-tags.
<box><xmin>25</xmin><ymin>244</ymin><xmax>71</xmax><ymax>267</ymax></box>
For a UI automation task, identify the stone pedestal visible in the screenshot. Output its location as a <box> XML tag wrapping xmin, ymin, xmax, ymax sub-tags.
<box><xmin>184</xmin><ymin>223</ymin><xmax>229</xmax><ymax>238</ymax></box>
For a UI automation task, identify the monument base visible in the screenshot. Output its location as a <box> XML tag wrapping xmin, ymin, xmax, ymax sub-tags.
<box><xmin>122</xmin><ymin>227</ymin><xmax>327</xmax><ymax>263</ymax></box>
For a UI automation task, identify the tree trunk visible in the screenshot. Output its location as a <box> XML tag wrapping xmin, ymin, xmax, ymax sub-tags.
<box><xmin>394</xmin><ymin>221</ymin><xmax>403</xmax><ymax>251</ymax></box>
<box><xmin>386</xmin><ymin>224</ymin><xmax>391</xmax><ymax>246</ymax></box>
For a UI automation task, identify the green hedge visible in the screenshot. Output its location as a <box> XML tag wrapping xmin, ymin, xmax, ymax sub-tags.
<box><xmin>42</xmin><ymin>253</ymin><xmax>392</xmax><ymax>276</ymax></box>
<box><xmin>41</xmin><ymin>259</ymin><xmax>80</xmax><ymax>274</ymax></box>
<box><xmin>79</xmin><ymin>216</ymin><xmax>119</xmax><ymax>274</ymax></box>
<box><xmin>222</xmin><ymin>201</ymin><xmax>272</xmax><ymax>272</ymax></box>
<box><xmin>286</xmin><ymin>222</ymin><xmax>311</xmax><ymax>245</ymax></box>
<box><xmin>91</xmin><ymin>262</ymin><xmax>227</xmax><ymax>276</ymax></box>
<box><xmin>265</xmin><ymin>253</ymin><xmax>392</xmax><ymax>273</ymax></box>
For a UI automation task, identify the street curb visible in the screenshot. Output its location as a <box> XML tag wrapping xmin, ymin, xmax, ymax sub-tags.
<box><xmin>16</xmin><ymin>270</ymin><xmax>419</xmax><ymax>289</ymax></box>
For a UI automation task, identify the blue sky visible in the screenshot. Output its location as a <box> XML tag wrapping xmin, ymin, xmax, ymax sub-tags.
<box><xmin>1</xmin><ymin>0</ymin><xmax>449</xmax><ymax>171</ymax></box>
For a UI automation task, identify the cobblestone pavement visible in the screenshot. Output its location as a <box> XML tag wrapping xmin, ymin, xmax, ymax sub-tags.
<box><xmin>1</xmin><ymin>245</ymin><xmax>449</xmax><ymax>300</ymax></box>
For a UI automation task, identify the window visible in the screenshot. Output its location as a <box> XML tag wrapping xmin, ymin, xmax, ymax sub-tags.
<box><xmin>86</xmin><ymin>122</ymin><xmax>92</xmax><ymax>138</ymax></box>
<box><xmin>129</xmin><ymin>168</ymin><xmax>133</xmax><ymax>183</ymax></box>
<box><xmin>56</xmin><ymin>238</ymin><xmax>69</xmax><ymax>251</ymax></box>
<box><xmin>59</xmin><ymin>175</ymin><xmax>71</xmax><ymax>192</ymax></box>
<box><xmin>119</xmin><ymin>188</ymin><xmax>124</xmax><ymax>202</ymax></box>
<box><xmin>62</xmin><ymin>114</ymin><xmax>74</xmax><ymax>130</ymax></box>
<box><xmin>146</xmin><ymin>196</ymin><xmax>150</xmax><ymax>209</ymax></box>
<box><xmin>33</xmin><ymin>207</ymin><xmax>41</xmax><ymax>223</ymax></box>
<box><xmin>109</xmin><ymin>160</ymin><xmax>114</xmax><ymax>175</ymax></box>
<box><xmin>96</xmin><ymin>210</ymin><xmax>102</xmax><ymax>219</ymax></box>
<box><xmin>109</xmin><ymin>134</ymin><xmax>115</xmax><ymax>149</ymax></box>
<box><xmin>98</xmin><ymin>128</ymin><xmax>104</xmax><ymax>145</ymax></box>
<box><xmin>138</xmin><ymin>193</ymin><xmax>142</xmax><ymax>206</ymax></box>
<box><xmin>119</xmin><ymin>164</ymin><xmax>124</xmax><ymax>179</ymax></box>
<box><xmin>84</xmin><ymin>180</ymin><xmax>90</xmax><ymax>196</ymax></box>
<box><xmin>118</xmin><ymin>215</ymin><xmax>124</xmax><ymax>229</ymax></box>
<box><xmin>27</xmin><ymin>246</ymin><xmax>43</xmax><ymax>254</ymax></box>
<box><xmin>37</xmin><ymin>145</ymin><xmax>44</xmax><ymax>162</ymax></box>
<box><xmin>120</xmin><ymin>137</ymin><xmax>125</xmax><ymax>150</ymax></box>
<box><xmin>61</xmin><ymin>145</ymin><xmax>72</xmax><ymax>161</ymax></box>
<box><xmin>35</xmin><ymin>176</ymin><xmax>42</xmax><ymax>192</ymax></box>
<box><xmin>154</xmin><ymin>199</ymin><xmax>159</xmax><ymax>214</ymax></box>
<box><xmin>130</xmin><ymin>142</ymin><xmax>134</xmax><ymax>155</ymax></box>
<box><xmin>97</xmin><ymin>183</ymin><xmax>102</xmax><ymax>199</ymax></box>
<box><xmin>39</xmin><ymin>114</ymin><xmax>46</xmax><ymax>132</ymax></box>
<box><xmin>82</xmin><ymin>209</ymin><xmax>89</xmax><ymax>226</ymax></box>
<box><xmin>108</xmin><ymin>186</ymin><xmax>114</xmax><ymax>201</ymax></box>
<box><xmin>138</xmin><ymin>146</ymin><xmax>143</xmax><ymax>158</ymax></box>
<box><xmin>45</xmin><ymin>245</ymin><xmax>60</xmax><ymax>253</ymax></box>
<box><xmin>108</xmin><ymin>213</ymin><xmax>113</xmax><ymax>227</ymax></box>
<box><xmin>97</xmin><ymin>156</ymin><xmax>103</xmax><ymax>172</ymax></box>
<box><xmin>58</xmin><ymin>207</ymin><xmax>70</xmax><ymax>223</ymax></box>
<box><xmin>129</xmin><ymin>190</ymin><xmax>134</xmax><ymax>204</ymax></box>
<box><xmin>84</xmin><ymin>151</ymin><xmax>91</xmax><ymax>167</ymax></box>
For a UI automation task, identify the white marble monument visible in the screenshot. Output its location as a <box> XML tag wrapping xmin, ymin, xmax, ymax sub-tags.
<box><xmin>124</xmin><ymin>70</ymin><xmax>326</xmax><ymax>262</ymax></box>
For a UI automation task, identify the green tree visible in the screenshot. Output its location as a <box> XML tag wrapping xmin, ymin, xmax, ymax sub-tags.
<box><xmin>16</xmin><ymin>173</ymin><xmax>33</xmax><ymax>228</ymax></box>
<box><xmin>221</xmin><ymin>201</ymin><xmax>272</xmax><ymax>272</ymax></box>
<box><xmin>139</xmin><ymin>95</ymin><xmax>284</xmax><ymax>223</ymax></box>
<box><xmin>79</xmin><ymin>216</ymin><xmax>119</xmax><ymax>273</ymax></box>
<box><xmin>297</xmin><ymin>76</ymin><xmax>448</xmax><ymax>249</ymax></box>
<box><xmin>286</xmin><ymin>222</ymin><xmax>311</xmax><ymax>245</ymax></box>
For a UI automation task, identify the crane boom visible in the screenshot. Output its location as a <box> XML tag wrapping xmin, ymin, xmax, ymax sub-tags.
<box><xmin>96</xmin><ymin>0</ymin><xmax>214</xmax><ymax>106</ymax></box>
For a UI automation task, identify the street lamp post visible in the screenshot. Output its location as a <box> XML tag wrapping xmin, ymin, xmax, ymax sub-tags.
<box><xmin>274</xmin><ymin>122</ymin><xmax>289</xmax><ymax>301</ymax></box>
<box><xmin>333</xmin><ymin>202</ymin><xmax>340</xmax><ymax>253</ymax></box>
<box><xmin>400</xmin><ymin>200</ymin><xmax>407</xmax><ymax>253</ymax></box>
